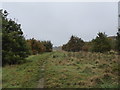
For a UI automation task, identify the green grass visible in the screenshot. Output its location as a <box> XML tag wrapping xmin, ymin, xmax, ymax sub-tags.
<box><xmin>44</xmin><ymin>51</ymin><xmax>119</xmax><ymax>88</ymax></box>
<box><xmin>2</xmin><ymin>53</ymin><xmax>51</xmax><ymax>88</ymax></box>
<box><xmin>2</xmin><ymin>51</ymin><xmax>119</xmax><ymax>88</ymax></box>
<box><xmin>0</xmin><ymin>67</ymin><xmax>2</xmax><ymax>89</ymax></box>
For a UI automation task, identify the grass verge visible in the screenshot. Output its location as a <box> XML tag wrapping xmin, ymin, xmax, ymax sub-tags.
<box><xmin>2</xmin><ymin>53</ymin><xmax>51</xmax><ymax>88</ymax></box>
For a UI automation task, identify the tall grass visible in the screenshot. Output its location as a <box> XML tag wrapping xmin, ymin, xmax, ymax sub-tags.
<box><xmin>2</xmin><ymin>51</ymin><xmax>119</xmax><ymax>88</ymax></box>
<box><xmin>44</xmin><ymin>51</ymin><xmax>119</xmax><ymax>88</ymax></box>
<box><xmin>2</xmin><ymin>53</ymin><xmax>51</xmax><ymax>88</ymax></box>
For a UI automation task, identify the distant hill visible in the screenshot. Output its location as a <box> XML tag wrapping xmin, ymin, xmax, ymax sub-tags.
<box><xmin>53</xmin><ymin>46</ymin><xmax>62</xmax><ymax>51</ymax></box>
<box><xmin>107</xmin><ymin>36</ymin><xmax>116</xmax><ymax>40</ymax></box>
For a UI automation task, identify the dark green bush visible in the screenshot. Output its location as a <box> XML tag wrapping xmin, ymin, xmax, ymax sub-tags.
<box><xmin>1</xmin><ymin>10</ymin><xmax>30</xmax><ymax>66</ymax></box>
<box><xmin>62</xmin><ymin>35</ymin><xmax>84</xmax><ymax>52</ymax></box>
<box><xmin>116</xmin><ymin>29</ymin><xmax>120</xmax><ymax>54</ymax></box>
<box><xmin>91</xmin><ymin>32</ymin><xmax>111</xmax><ymax>53</ymax></box>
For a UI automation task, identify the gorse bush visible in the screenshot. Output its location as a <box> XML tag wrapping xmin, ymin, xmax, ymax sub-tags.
<box><xmin>1</xmin><ymin>10</ymin><xmax>30</xmax><ymax>66</ymax></box>
<box><xmin>81</xmin><ymin>42</ymin><xmax>92</xmax><ymax>52</ymax></box>
<box><xmin>27</xmin><ymin>38</ymin><xmax>46</xmax><ymax>55</ymax></box>
<box><xmin>62</xmin><ymin>35</ymin><xmax>84</xmax><ymax>52</ymax></box>
<box><xmin>41</xmin><ymin>41</ymin><xmax>53</xmax><ymax>52</ymax></box>
<box><xmin>91</xmin><ymin>32</ymin><xmax>111</xmax><ymax>53</ymax></box>
<box><xmin>116</xmin><ymin>29</ymin><xmax>120</xmax><ymax>54</ymax></box>
<box><xmin>27</xmin><ymin>38</ymin><xmax>53</xmax><ymax>55</ymax></box>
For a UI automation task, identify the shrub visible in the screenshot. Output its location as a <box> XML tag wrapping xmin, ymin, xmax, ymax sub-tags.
<box><xmin>41</xmin><ymin>41</ymin><xmax>53</xmax><ymax>52</ymax></box>
<box><xmin>62</xmin><ymin>35</ymin><xmax>84</xmax><ymax>52</ymax></box>
<box><xmin>91</xmin><ymin>32</ymin><xmax>111</xmax><ymax>53</ymax></box>
<box><xmin>116</xmin><ymin>29</ymin><xmax>120</xmax><ymax>54</ymax></box>
<box><xmin>27</xmin><ymin>39</ymin><xmax>53</xmax><ymax>55</ymax></box>
<box><xmin>27</xmin><ymin>38</ymin><xmax>46</xmax><ymax>55</ymax></box>
<box><xmin>82</xmin><ymin>42</ymin><xmax>92</xmax><ymax>51</ymax></box>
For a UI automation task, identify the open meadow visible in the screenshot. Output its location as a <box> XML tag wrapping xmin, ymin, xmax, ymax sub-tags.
<box><xmin>2</xmin><ymin>51</ymin><xmax>119</xmax><ymax>88</ymax></box>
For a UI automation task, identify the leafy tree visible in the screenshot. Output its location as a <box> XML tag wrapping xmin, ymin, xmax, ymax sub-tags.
<box><xmin>1</xmin><ymin>10</ymin><xmax>30</xmax><ymax>66</ymax></box>
<box><xmin>116</xmin><ymin>28</ymin><xmax>120</xmax><ymax>54</ymax></box>
<box><xmin>41</xmin><ymin>41</ymin><xmax>53</xmax><ymax>52</ymax></box>
<box><xmin>62</xmin><ymin>35</ymin><xmax>84</xmax><ymax>52</ymax></box>
<box><xmin>27</xmin><ymin>38</ymin><xmax>46</xmax><ymax>55</ymax></box>
<box><xmin>91</xmin><ymin>32</ymin><xmax>111</xmax><ymax>53</ymax></box>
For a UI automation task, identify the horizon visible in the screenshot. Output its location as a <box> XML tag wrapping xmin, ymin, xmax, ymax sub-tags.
<box><xmin>2</xmin><ymin>2</ymin><xmax>118</xmax><ymax>46</ymax></box>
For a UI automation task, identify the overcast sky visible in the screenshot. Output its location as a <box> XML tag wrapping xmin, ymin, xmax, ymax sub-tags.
<box><xmin>2</xmin><ymin>2</ymin><xmax>118</xmax><ymax>46</ymax></box>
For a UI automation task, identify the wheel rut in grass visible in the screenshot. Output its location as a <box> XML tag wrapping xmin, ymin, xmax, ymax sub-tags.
<box><xmin>37</xmin><ymin>53</ymin><xmax>52</xmax><ymax>88</ymax></box>
<box><xmin>37</xmin><ymin>78</ymin><xmax>44</xmax><ymax>88</ymax></box>
<box><xmin>37</xmin><ymin>64</ymin><xmax>45</xmax><ymax>88</ymax></box>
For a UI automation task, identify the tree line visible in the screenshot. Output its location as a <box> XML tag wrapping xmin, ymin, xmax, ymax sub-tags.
<box><xmin>62</xmin><ymin>32</ymin><xmax>120</xmax><ymax>54</ymax></box>
<box><xmin>1</xmin><ymin>10</ymin><xmax>52</xmax><ymax>66</ymax></box>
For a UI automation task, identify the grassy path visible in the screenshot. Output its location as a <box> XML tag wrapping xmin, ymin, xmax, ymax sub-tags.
<box><xmin>37</xmin><ymin>64</ymin><xmax>45</xmax><ymax>88</ymax></box>
<box><xmin>2</xmin><ymin>52</ymin><xmax>52</xmax><ymax>88</ymax></box>
<box><xmin>37</xmin><ymin>78</ymin><xmax>44</xmax><ymax>88</ymax></box>
<box><xmin>2</xmin><ymin>51</ymin><xmax>119</xmax><ymax>88</ymax></box>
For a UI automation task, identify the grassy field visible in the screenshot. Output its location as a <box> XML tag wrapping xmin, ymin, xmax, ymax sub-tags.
<box><xmin>2</xmin><ymin>53</ymin><xmax>51</xmax><ymax>88</ymax></box>
<box><xmin>2</xmin><ymin>51</ymin><xmax>120</xmax><ymax>88</ymax></box>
